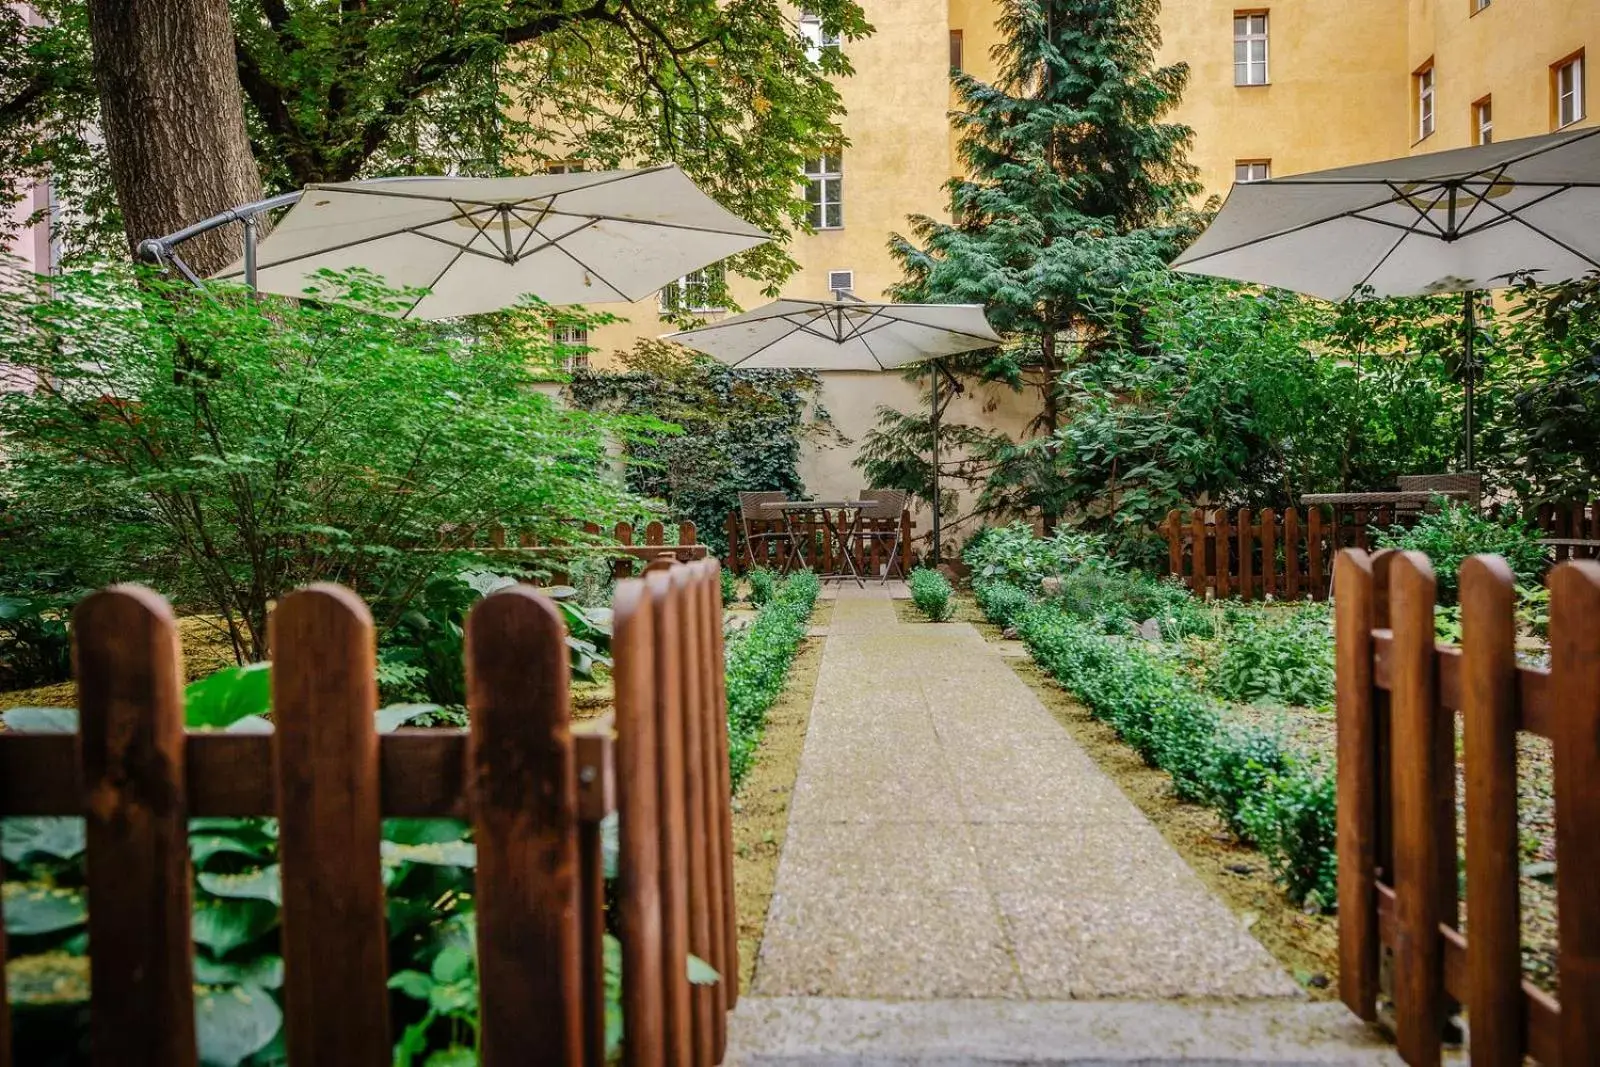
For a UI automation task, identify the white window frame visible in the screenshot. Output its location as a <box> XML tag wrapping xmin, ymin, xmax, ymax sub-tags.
<box><xmin>1417</xmin><ymin>64</ymin><xmax>1436</xmax><ymax>141</ymax></box>
<box><xmin>659</xmin><ymin>266</ymin><xmax>726</xmax><ymax>315</ymax></box>
<box><xmin>552</xmin><ymin>325</ymin><xmax>590</xmax><ymax>372</ymax></box>
<box><xmin>1557</xmin><ymin>54</ymin><xmax>1586</xmax><ymax>128</ymax></box>
<box><xmin>804</xmin><ymin>154</ymin><xmax>843</xmax><ymax>230</ymax></box>
<box><xmin>1474</xmin><ymin>98</ymin><xmax>1493</xmax><ymax>145</ymax></box>
<box><xmin>827</xmin><ymin>270</ymin><xmax>854</xmax><ymax>296</ymax></box>
<box><xmin>1233</xmin><ymin>13</ymin><xmax>1268</xmax><ymax>87</ymax></box>
<box><xmin>1234</xmin><ymin>160</ymin><xmax>1270</xmax><ymax>183</ymax></box>
<box><xmin>799</xmin><ymin>10</ymin><xmax>840</xmax><ymax>63</ymax></box>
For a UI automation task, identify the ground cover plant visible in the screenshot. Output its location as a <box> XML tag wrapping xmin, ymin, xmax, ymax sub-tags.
<box><xmin>1207</xmin><ymin>606</ymin><xmax>1335</xmax><ymax>709</ymax></box>
<box><xmin>908</xmin><ymin>568</ymin><xmax>955</xmax><ymax>621</ymax></box>
<box><xmin>726</xmin><ymin>570</ymin><xmax>821</xmax><ymax>789</ymax></box>
<box><xmin>1373</xmin><ymin>500</ymin><xmax>1546</xmax><ymax>604</ymax></box>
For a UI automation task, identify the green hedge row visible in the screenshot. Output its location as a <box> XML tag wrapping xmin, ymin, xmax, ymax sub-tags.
<box><xmin>908</xmin><ymin>568</ymin><xmax>955</xmax><ymax>621</ymax></box>
<box><xmin>1004</xmin><ymin>597</ymin><xmax>1337</xmax><ymax>909</ymax></box>
<box><xmin>725</xmin><ymin>569</ymin><xmax>821</xmax><ymax>789</ymax></box>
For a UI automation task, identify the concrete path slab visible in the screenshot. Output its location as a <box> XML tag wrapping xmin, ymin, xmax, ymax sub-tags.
<box><xmin>737</xmin><ymin>584</ymin><xmax>1395</xmax><ymax>1061</ymax></box>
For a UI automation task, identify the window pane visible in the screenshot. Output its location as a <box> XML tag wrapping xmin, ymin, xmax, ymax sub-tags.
<box><xmin>826</xmin><ymin>152</ymin><xmax>842</xmax><ymax>172</ymax></box>
<box><xmin>826</xmin><ymin>201</ymin><xmax>842</xmax><ymax>229</ymax></box>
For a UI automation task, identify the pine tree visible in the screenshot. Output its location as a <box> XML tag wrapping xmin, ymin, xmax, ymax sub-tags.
<box><xmin>873</xmin><ymin>0</ymin><xmax>1204</xmax><ymax>526</ymax></box>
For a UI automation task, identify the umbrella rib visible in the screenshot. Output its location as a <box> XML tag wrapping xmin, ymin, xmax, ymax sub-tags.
<box><xmin>543</xmin><ymin>239</ymin><xmax>633</xmax><ymax>302</ymax></box>
<box><xmin>720</xmin><ymin>320</ymin><xmax>807</xmax><ymax>368</ymax></box>
<box><xmin>1381</xmin><ymin>180</ymin><xmax>1453</xmax><ymax>240</ymax></box>
<box><xmin>1449</xmin><ymin>164</ymin><xmax>1513</xmax><ymax>235</ymax></box>
<box><xmin>856</xmin><ymin>329</ymin><xmax>891</xmax><ymax>371</ymax></box>
<box><xmin>1457</xmin><ymin>183</ymin><xmax>1571</xmax><ymax>238</ymax></box>
<box><xmin>1470</xmin><ymin>196</ymin><xmax>1600</xmax><ymax>274</ymax></box>
<box><xmin>410</xmin><ymin>230</ymin><xmax>515</xmax><ymax>263</ymax></box>
<box><xmin>236</xmin><ymin>207</ymin><xmax>510</xmax><ymax>274</ymax></box>
<box><xmin>400</xmin><ymin>242</ymin><xmax>473</xmax><ymax>320</ymax></box>
<box><xmin>522</xmin><ymin>206</ymin><xmax>769</xmax><ymax>239</ymax></box>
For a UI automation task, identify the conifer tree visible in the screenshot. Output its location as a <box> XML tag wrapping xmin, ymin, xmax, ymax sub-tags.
<box><xmin>867</xmin><ymin>0</ymin><xmax>1204</xmax><ymax>526</ymax></box>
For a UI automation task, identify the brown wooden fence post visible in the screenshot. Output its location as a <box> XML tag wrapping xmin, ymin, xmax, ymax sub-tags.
<box><xmin>465</xmin><ymin>587</ymin><xmax>582</xmax><ymax>1067</ymax></box>
<box><xmin>1285</xmin><ymin>509</ymin><xmax>1302</xmax><ymax>600</ymax></box>
<box><xmin>1459</xmin><ymin>555</ymin><xmax>1521</xmax><ymax>1067</ymax></box>
<box><xmin>613</xmin><ymin>579</ymin><xmax>666</xmax><ymax>1067</ymax></box>
<box><xmin>671</xmin><ymin>566</ymin><xmax>716</xmax><ymax>1067</ymax></box>
<box><xmin>1334</xmin><ymin>550</ymin><xmax>1379</xmax><ymax>1022</ymax></box>
<box><xmin>0</xmin><ymin>850</ymin><xmax>8</xmax><ymax>1067</ymax></box>
<box><xmin>680</xmin><ymin>521</ymin><xmax>698</xmax><ymax>547</ymax></box>
<box><xmin>899</xmin><ymin>508</ymin><xmax>912</xmax><ymax>575</ymax></box>
<box><xmin>646</xmin><ymin>571</ymin><xmax>694</xmax><ymax>1067</ymax></box>
<box><xmin>75</xmin><ymin>586</ymin><xmax>197</xmax><ymax>1067</ymax></box>
<box><xmin>1164</xmin><ymin>510</ymin><xmax>1182</xmax><ymax>578</ymax></box>
<box><xmin>1389</xmin><ymin>551</ymin><xmax>1444</xmax><ymax>1067</ymax></box>
<box><xmin>707</xmin><ymin>561</ymin><xmax>739</xmax><ymax>1007</ymax></box>
<box><xmin>1216</xmin><ymin>510</ymin><xmax>1231</xmax><ymax>599</ymax></box>
<box><xmin>1237</xmin><ymin>507</ymin><xmax>1253</xmax><ymax>601</ymax></box>
<box><xmin>271</xmin><ymin>586</ymin><xmax>390</xmax><ymax>1067</ymax></box>
<box><xmin>1261</xmin><ymin>507</ymin><xmax>1278</xmax><ymax>599</ymax></box>
<box><xmin>691</xmin><ymin>563</ymin><xmax>729</xmax><ymax>1060</ymax></box>
<box><xmin>1309</xmin><ymin>506</ymin><xmax>1326</xmax><ymax>600</ymax></box>
<box><xmin>1189</xmin><ymin>510</ymin><xmax>1206</xmax><ymax>598</ymax></box>
<box><xmin>1551</xmin><ymin>560</ymin><xmax>1600</xmax><ymax>1065</ymax></box>
<box><xmin>576</xmin><ymin>729</ymin><xmax>615</xmax><ymax>1067</ymax></box>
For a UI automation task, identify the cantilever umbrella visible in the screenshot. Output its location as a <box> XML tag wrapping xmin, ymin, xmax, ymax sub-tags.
<box><xmin>149</xmin><ymin>166</ymin><xmax>770</xmax><ymax>320</ymax></box>
<box><xmin>1172</xmin><ymin>126</ymin><xmax>1600</xmax><ymax>469</ymax></box>
<box><xmin>664</xmin><ymin>296</ymin><xmax>1001</xmax><ymax>560</ymax></box>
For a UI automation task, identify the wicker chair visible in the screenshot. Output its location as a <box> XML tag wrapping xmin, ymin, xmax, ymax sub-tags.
<box><xmin>737</xmin><ymin>491</ymin><xmax>795</xmax><ymax>572</ymax></box>
<box><xmin>853</xmin><ymin>489</ymin><xmax>908</xmax><ymax>582</ymax></box>
<box><xmin>1397</xmin><ymin>473</ymin><xmax>1482</xmax><ymax>510</ymax></box>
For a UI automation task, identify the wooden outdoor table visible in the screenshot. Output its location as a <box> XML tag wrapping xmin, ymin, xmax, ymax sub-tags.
<box><xmin>762</xmin><ymin>500</ymin><xmax>867</xmax><ymax>586</ymax></box>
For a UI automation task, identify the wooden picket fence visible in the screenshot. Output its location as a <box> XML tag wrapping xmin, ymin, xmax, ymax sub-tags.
<box><xmin>443</xmin><ymin>519</ymin><xmax>707</xmax><ymax>579</ymax></box>
<box><xmin>1335</xmin><ymin>549</ymin><xmax>1600</xmax><ymax>1066</ymax></box>
<box><xmin>0</xmin><ymin>560</ymin><xmax>738</xmax><ymax>1067</ymax></box>
<box><xmin>724</xmin><ymin>509</ymin><xmax>912</xmax><ymax>577</ymax></box>
<box><xmin>1535</xmin><ymin>501</ymin><xmax>1600</xmax><ymax>561</ymax></box>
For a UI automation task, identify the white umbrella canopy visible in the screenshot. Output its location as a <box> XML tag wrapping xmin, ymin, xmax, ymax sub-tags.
<box><xmin>212</xmin><ymin>166</ymin><xmax>770</xmax><ymax>319</ymax></box>
<box><xmin>662</xmin><ymin>298</ymin><xmax>1001</xmax><ymax>370</ymax></box>
<box><xmin>1172</xmin><ymin>126</ymin><xmax>1600</xmax><ymax>299</ymax></box>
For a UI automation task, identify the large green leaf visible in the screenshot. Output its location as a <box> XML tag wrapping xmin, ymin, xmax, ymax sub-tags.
<box><xmin>375</xmin><ymin>703</ymin><xmax>443</xmax><ymax>733</ymax></box>
<box><xmin>3</xmin><ymin>882</ymin><xmax>87</xmax><ymax>935</ymax></box>
<box><xmin>0</xmin><ymin>706</ymin><xmax>78</xmax><ymax>732</ymax></box>
<box><xmin>2</xmin><ymin>816</ymin><xmax>86</xmax><ymax>864</ymax></box>
<box><xmin>198</xmin><ymin>865</ymin><xmax>281</xmax><ymax>906</ymax></box>
<box><xmin>191</xmin><ymin>897</ymin><xmax>278</xmax><ymax>955</ymax></box>
<box><xmin>194</xmin><ymin>953</ymin><xmax>285</xmax><ymax>990</ymax></box>
<box><xmin>195</xmin><ymin>984</ymin><xmax>282</xmax><ymax>1067</ymax></box>
<box><xmin>184</xmin><ymin>663</ymin><xmax>272</xmax><ymax>729</ymax></box>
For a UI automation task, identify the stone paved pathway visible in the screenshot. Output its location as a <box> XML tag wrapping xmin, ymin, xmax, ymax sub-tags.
<box><xmin>730</xmin><ymin>584</ymin><xmax>1400</xmax><ymax>1065</ymax></box>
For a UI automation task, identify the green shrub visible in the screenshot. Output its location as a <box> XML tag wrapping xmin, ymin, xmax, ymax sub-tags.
<box><xmin>1374</xmin><ymin>501</ymin><xmax>1546</xmax><ymax>604</ymax></box>
<box><xmin>909</xmin><ymin>568</ymin><xmax>955</xmax><ymax>621</ymax></box>
<box><xmin>0</xmin><ymin>593</ymin><xmax>76</xmax><ymax>690</ymax></box>
<box><xmin>1209</xmin><ymin>606</ymin><xmax>1334</xmax><ymax>708</ymax></box>
<box><xmin>725</xmin><ymin>569</ymin><xmax>820</xmax><ymax>788</ymax></box>
<box><xmin>962</xmin><ymin>522</ymin><xmax>1110</xmax><ymax>590</ymax></box>
<box><xmin>1014</xmin><ymin>602</ymin><xmax>1336</xmax><ymax>908</ymax></box>
<box><xmin>974</xmin><ymin>580</ymin><xmax>1032</xmax><ymax>630</ymax></box>
<box><xmin>721</xmin><ymin>568</ymin><xmax>739</xmax><ymax>607</ymax></box>
<box><xmin>746</xmin><ymin>566</ymin><xmax>777</xmax><ymax>607</ymax></box>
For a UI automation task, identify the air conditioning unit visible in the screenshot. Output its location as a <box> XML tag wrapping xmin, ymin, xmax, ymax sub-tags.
<box><xmin>828</xmin><ymin>270</ymin><xmax>854</xmax><ymax>297</ymax></box>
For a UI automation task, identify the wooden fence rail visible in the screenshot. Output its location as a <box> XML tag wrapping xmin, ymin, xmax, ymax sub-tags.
<box><xmin>446</xmin><ymin>519</ymin><xmax>706</xmax><ymax>579</ymax></box>
<box><xmin>0</xmin><ymin>560</ymin><xmax>738</xmax><ymax>1067</ymax></box>
<box><xmin>1535</xmin><ymin>501</ymin><xmax>1600</xmax><ymax>561</ymax></box>
<box><xmin>724</xmin><ymin>510</ymin><xmax>912</xmax><ymax>577</ymax></box>
<box><xmin>1335</xmin><ymin>548</ymin><xmax>1600</xmax><ymax>1066</ymax></box>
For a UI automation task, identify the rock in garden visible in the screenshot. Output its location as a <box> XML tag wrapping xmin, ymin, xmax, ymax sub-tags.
<box><xmin>1040</xmin><ymin>576</ymin><xmax>1062</xmax><ymax>596</ymax></box>
<box><xmin>1137</xmin><ymin>618</ymin><xmax>1163</xmax><ymax>641</ymax></box>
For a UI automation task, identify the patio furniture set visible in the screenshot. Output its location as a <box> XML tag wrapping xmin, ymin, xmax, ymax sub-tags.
<box><xmin>737</xmin><ymin>490</ymin><xmax>908</xmax><ymax>587</ymax></box>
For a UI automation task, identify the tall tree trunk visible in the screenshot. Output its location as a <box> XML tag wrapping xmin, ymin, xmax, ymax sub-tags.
<box><xmin>86</xmin><ymin>0</ymin><xmax>263</xmax><ymax>276</ymax></box>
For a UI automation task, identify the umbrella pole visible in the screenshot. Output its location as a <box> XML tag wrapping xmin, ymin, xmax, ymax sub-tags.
<box><xmin>930</xmin><ymin>360</ymin><xmax>942</xmax><ymax>566</ymax></box>
<box><xmin>1462</xmin><ymin>290</ymin><xmax>1476</xmax><ymax>473</ymax></box>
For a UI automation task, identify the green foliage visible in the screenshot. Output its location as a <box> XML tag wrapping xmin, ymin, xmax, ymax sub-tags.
<box><xmin>0</xmin><ymin>269</ymin><xmax>639</xmax><ymax>663</ymax></box>
<box><xmin>2</xmin><ymin>0</ymin><xmax>871</xmax><ymax>290</ymax></box>
<box><xmin>1373</xmin><ymin>501</ymin><xmax>1546</xmax><ymax>604</ymax></box>
<box><xmin>725</xmin><ymin>570</ymin><xmax>820</xmax><ymax>789</ymax></box>
<box><xmin>745</xmin><ymin>567</ymin><xmax>777</xmax><ymax>608</ymax></box>
<box><xmin>567</xmin><ymin>344</ymin><xmax>835</xmax><ymax>554</ymax></box>
<box><xmin>1208</xmin><ymin>607</ymin><xmax>1335</xmax><ymax>708</ymax></box>
<box><xmin>1013</xmin><ymin>603</ymin><xmax>1337</xmax><ymax>907</ymax></box>
<box><xmin>0</xmin><ymin>593</ymin><xmax>75</xmax><ymax>690</ymax></box>
<box><xmin>720</xmin><ymin>568</ymin><xmax>740</xmax><ymax>608</ymax></box>
<box><xmin>974</xmin><ymin>580</ymin><xmax>1032</xmax><ymax>631</ymax></box>
<box><xmin>908</xmin><ymin>568</ymin><xmax>954</xmax><ymax>622</ymax></box>
<box><xmin>961</xmin><ymin>522</ymin><xmax>1109</xmax><ymax>590</ymax></box>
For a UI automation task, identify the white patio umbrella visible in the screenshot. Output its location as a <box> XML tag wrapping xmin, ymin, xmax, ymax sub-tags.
<box><xmin>194</xmin><ymin>166</ymin><xmax>769</xmax><ymax>319</ymax></box>
<box><xmin>664</xmin><ymin>296</ymin><xmax>1001</xmax><ymax>561</ymax></box>
<box><xmin>1171</xmin><ymin>126</ymin><xmax>1600</xmax><ymax>468</ymax></box>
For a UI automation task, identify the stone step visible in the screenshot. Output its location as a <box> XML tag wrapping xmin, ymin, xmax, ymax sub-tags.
<box><xmin>727</xmin><ymin>997</ymin><xmax>1405</xmax><ymax>1067</ymax></box>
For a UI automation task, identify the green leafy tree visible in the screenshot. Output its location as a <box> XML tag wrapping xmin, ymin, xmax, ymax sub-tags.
<box><xmin>0</xmin><ymin>268</ymin><xmax>642</xmax><ymax>660</ymax></box>
<box><xmin>875</xmin><ymin>0</ymin><xmax>1204</xmax><ymax>525</ymax></box>
<box><xmin>2</xmin><ymin>0</ymin><xmax>871</xmax><ymax>281</ymax></box>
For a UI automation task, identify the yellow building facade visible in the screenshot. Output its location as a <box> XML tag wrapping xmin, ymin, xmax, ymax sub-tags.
<box><xmin>576</xmin><ymin>0</ymin><xmax>1596</xmax><ymax>505</ymax></box>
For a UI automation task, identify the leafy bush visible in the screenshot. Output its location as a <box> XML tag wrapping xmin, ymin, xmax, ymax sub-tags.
<box><xmin>1374</xmin><ymin>501</ymin><xmax>1546</xmax><ymax>604</ymax></box>
<box><xmin>1209</xmin><ymin>606</ymin><xmax>1334</xmax><ymax>708</ymax></box>
<box><xmin>974</xmin><ymin>580</ymin><xmax>1032</xmax><ymax>630</ymax></box>
<box><xmin>721</xmin><ymin>568</ymin><xmax>739</xmax><ymax>607</ymax></box>
<box><xmin>0</xmin><ymin>268</ymin><xmax>639</xmax><ymax>663</ymax></box>
<box><xmin>0</xmin><ymin>593</ymin><xmax>76</xmax><ymax>690</ymax></box>
<box><xmin>746</xmin><ymin>567</ymin><xmax>777</xmax><ymax>607</ymax></box>
<box><xmin>1014</xmin><ymin>603</ymin><xmax>1337</xmax><ymax>908</ymax></box>
<box><xmin>725</xmin><ymin>570</ymin><xmax>820</xmax><ymax>788</ymax></box>
<box><xmin>962</xmin><ymin>522</ymin><xmax>1110</xmax><ymax>590</ymax></box>
<box><xmin>909</xmin><ymin>568</ymin><xmax>954</xmax><ymax>621</ymax></box>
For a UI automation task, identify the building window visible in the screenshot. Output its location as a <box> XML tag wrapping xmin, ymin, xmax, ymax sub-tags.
<box><xmin>1474</xmin><ymin>97</ymin><xmax>1493</xmax><ymax>144</ymax></box>
<box><xmin>828</xmin><ymin>270</ymin><xmax>854</xmax><ymax>296</ymax></box>
<box><xmin>545</xmin><ymin>161</ymin><xmax>586</xmax><ymax>174</ymax></box>
<box><xmin>553</xmin><ymin>325</ymin><xmax>590</xmax><ymax>372</ymax></box>
<box><xmin>1233</xmin><ymin>13</ymin><xmax>1268</xmax><ymax>86</ymax></box>
<box><xmin>660</xmin><ymin>265</ymin><xmax>726</xmax><ymax>314</ymax></box>
<box><xmin>1416</xmin><ymin>63</ymin><xmax>1436</xmax><ymax>141</ymax></box>
<box><xmin>1234</xmin><ymin>160</ymin><xmax>1271</xmax><ymax>183</ymax></box>
<box><xmin>799</xmin><ymin>10</ymin><xmax>840</xmax><ymax>63</ymax></box>
<box><xmin>804</xmin><ymin>154</ymin><xmax>843</xmax><ymax>229</ymax></box>
<box><xmin>1555</xmin><ymin>52</ymin><xmax>1586</xmax><ymax>129</ymax></box>
<box><xmin>950</xmin><ymin>29</ymin><xmax>964</xmax><ymax>72</ymax></box>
